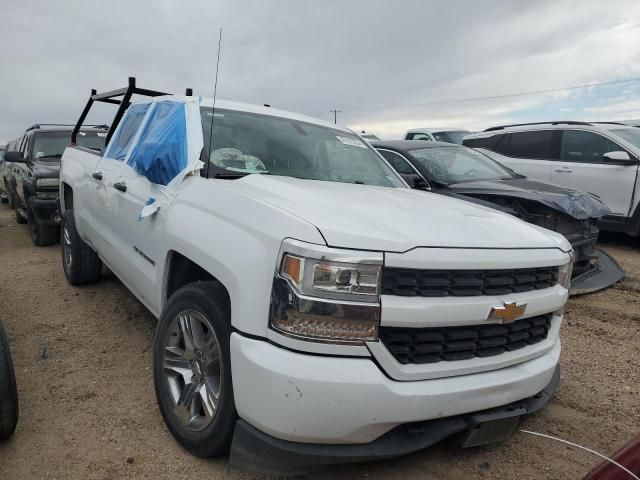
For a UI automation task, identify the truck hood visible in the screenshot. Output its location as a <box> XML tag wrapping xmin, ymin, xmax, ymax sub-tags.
<box><xmin>448</xmin><ymin>178</ymin><xmax>610</xmax><ymax>220</ymax></box>
<box><xmin>31</xmin><ymin>161</ymin><xmax>61</xmax><ymax>179</ymax></box>
<box><xmin>230</xmin><ymin>175</ymin><xmax>567</xmax><ymax>252</ymax></box>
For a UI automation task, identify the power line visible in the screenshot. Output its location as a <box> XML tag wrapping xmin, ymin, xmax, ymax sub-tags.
<box><xmin>329</xmin><ymin>109</ymin><xmax>342</xmax><ymax>124</ymax></box>
<box><xmin>342</xmin><ymin>76</ymin><xmax>640</xmax><ymax>112</ymax></box>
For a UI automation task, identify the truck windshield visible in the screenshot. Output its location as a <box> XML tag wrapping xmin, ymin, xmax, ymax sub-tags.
<box><xmin>201</xmin><ymin>108</ymin><xmax>404</xmax><ymax>187</ymax></box>
<box><xmin>33</xmin><ymin>131</ymin><xmax>106</xmax><ymax>159</ymax></box>
<box><xmin>409</xmin><ymin>145</ymin><xmax>516</xmax><ymax>184</ymax></box>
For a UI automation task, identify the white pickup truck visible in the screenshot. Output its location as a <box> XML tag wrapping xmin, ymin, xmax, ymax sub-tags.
<box><xmin>59</xmin><ymin>79</ymin><xmax>572</xmax><ymax>475</ymax></box>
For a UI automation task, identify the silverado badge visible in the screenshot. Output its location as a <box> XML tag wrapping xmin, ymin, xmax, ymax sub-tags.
<box><xmin>488</xmin><ymin>302</ymin><xmax>527</xmax><ymax>323</ymax></box>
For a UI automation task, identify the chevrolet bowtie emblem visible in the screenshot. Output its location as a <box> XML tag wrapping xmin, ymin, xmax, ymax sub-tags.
<box><xmin>488</xmin><ymin>302</ymin><xmax>527</xmax><ymax>323</ymax></box>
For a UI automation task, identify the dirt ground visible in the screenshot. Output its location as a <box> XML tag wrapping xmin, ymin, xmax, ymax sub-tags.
<box><xmin>0</xmin><ymin>202</ymin><xmax>638</xmax><ymax>480</ymax></box>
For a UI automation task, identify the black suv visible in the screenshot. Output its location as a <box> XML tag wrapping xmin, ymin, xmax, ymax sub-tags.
<box><xmin>5</xmin><ymin>124</ymin><xmax>107</xmax><ymax>246</ymax></box>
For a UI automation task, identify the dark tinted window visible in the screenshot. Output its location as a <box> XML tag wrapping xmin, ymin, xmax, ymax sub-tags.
<box><xmin>377</xmin><ymin>149</ymin><xmax>415</xmax><ymax>174</ymax></box>
<box><xmin>506</xmin><ymin>130</ymin><xmax>553</xmax><ymax>159</ymax></box>
<box><xmin>560</xmin><ymin>130</ymin><xmax>621</xmax><ymax>163</ymax></box>
<box><xmin>406</xmin><ymin>132</ymin><xmax>432</xmax><ymax>141</ymax></box>
<box><xmin>463</xmin><ymin>133</ymin><xmax>505</xmax><ymax>150</ymax></box>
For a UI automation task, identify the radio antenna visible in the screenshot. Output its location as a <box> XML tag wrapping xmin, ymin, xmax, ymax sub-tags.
<box><xmin>205</xmin><ymin>27</ymin><xmax>223</xmax><ymax>178</ymax></box>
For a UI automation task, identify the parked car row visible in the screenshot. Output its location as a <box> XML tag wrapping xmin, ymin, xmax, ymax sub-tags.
<box><xmin>2</xmin><ymin>124</ymin><xmax>107</xmax><ymax>245</ymax></box>
<box><xmin>373</xmin><ymin>139</ymin><xmax>624</xmax><ymax>295</ymax></box>
<box><xmin>0</xmin><ymin>77</ymin><xmax>626</xmax><ymax>474</ymax></box>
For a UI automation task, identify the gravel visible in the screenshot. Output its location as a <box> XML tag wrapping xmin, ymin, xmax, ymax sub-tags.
<box><xmin>0</xmin><ymin>204</ymin><xmax>638</xmax><ymax>480</ymax></box>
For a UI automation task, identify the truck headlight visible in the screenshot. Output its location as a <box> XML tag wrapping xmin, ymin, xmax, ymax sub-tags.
<box><xmin>270</xmin><ymin>240</ymin><xmax>382</xmax><ymax>344</ymax></box>
<box><xmin>557</xmin><ymin>251</ymin><xmax>575</xmax><ymax>289</ymax></box>
<box><xmin>36</xmin><ymin>178</ymin><xmax>59</xmax><ymax>189</ymax></box>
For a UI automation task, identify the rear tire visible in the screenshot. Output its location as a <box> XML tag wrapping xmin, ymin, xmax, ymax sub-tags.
<box><xmin>154</xmin><ymin>282</ymin><xmax>236</xmax><ymax>458</ymax></box>
<box><xmin>61</xmin><ymin>208</ymin><xmax>102</xmax><ymax>285</ymax></box>
<box><xmin>0</xmin><ymin>320</ymin><xmax>19</xmax><ymax>440</ymax></box>
<box><xmin>14</xmin><ymin>197</ymin><xmax>26</xmax><ymax>224</ymax></box>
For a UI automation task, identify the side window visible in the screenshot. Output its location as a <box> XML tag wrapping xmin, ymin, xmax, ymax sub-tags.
<box><xmin>104</xmin><ymin>103</ymin><xmax>150</xmax><ymax>161</ymax></box>
<box><xmin>19</xmin><ymin>135</ymin><xmax>30</xmax><ymax>158</ymax></box>
<box><xmin>505</xmin><ymin>130</ymin><xmax>553</xmax><ymax>159</ymax></box>
<box><xmin>464</xmin><ymin>133</ymin><xmax>505</xmax><ymax>151</ymax></box>
<box><xmin>127</xmin><ymin>101</ymin><xmax>188</xmax><ymax>186</ymax></box>
<box><xmin>378</xmin><ymin>150</ymin><xmax>415</xmax><ymax>175</ymax></box>
<box><xmin>560</xmin><ymin>130</ymin><xmax>622</xmax><ymax>163</ymax></box>
<box><xmin>406</xmin><ymin>133</ymin><xmax>431</xmax><ymax>141</ymax></box>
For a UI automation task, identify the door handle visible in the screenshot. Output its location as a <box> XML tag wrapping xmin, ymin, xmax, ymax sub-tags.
<box><xmin>554</xmin><ymin>168</ymin><xmax>573</xmax><ymax>173</ymax></box>
<box><xmin>92</xmin><ymin>172</ymin><xmax>103</xmax><ymax>180</ymax></box>
<box><xmin>113</xmin><ymin>181</ymin><xmax>127</xmax><ymax>192</ymax></box>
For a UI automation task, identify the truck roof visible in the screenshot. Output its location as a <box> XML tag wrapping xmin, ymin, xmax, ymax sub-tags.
<box><xmin>405</xmin><ymin>127</ymin><xmax>469</xmax><ymax>134</ymax></box>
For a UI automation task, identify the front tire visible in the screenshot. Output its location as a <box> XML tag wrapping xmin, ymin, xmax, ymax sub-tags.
<box><xmin>61</xmin><ymin>208</ymin><xmax>102</xmax><ymax>285</ymax></box>
<box><xmin>0</xmin><ymin>320</ymin><xmax>19</xmax><ymax>440</ymax></box>
<box><xmin>154</xmin><ymin>282</ymin><xmax>236</xmax><ymax>458</ymax></box>
<box><xmin>27</xmin><ymin>202</ymin><xmax>57</xmax><ymax>246</ymax></box>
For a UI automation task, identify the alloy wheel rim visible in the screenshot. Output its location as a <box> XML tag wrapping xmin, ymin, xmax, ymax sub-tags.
<box><xmin>62</xmin><ymin>225</ymin><xmax>72</xmax><ymax>272</ymax></box>
<box><xmin>162</xmin><ymin>309</ymin><xmax>223</xmax><ymax>432</ymax></box>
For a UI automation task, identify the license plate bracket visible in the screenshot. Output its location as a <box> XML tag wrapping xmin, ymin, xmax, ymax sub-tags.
<box><xmin>459</xmin><ymin>416</ymin><xmax>521</xmax><ymax>448</ymax></box>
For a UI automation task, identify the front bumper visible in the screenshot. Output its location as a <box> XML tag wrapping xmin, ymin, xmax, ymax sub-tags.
<box><xmin>569</xmin><ymin>248</ymin><xmax>624</xmax><ymax>296</ymax></box>
<box><xmin>229</xmin><ymin>360</ymin><xmax>561</xmax><ymax>475</ymax></box>
<box><xmin>28</xmin><ymin>196</ymin><xmax>61</xmax><ymax>225</ymax></box>
<box><xmin>230</xmin><ymin>332</ymin><xmax>560</xmax><ymax>468</ymax></box>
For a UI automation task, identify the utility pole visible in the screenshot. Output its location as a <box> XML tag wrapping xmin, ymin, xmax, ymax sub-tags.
<box><xmin>329</xmin><ymin>109</ymin><xmax>342</xmax><ymax>124</ymax></box>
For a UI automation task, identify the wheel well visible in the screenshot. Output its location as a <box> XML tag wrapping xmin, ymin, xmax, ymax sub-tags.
<box><xmin>165</xmin><ymin>251</ymin><xmax>230</xmax><ymax>305</ymax></box>
<box><xmin>62</xmin><ymin>183</ymin><xmax>73</xmax><ymax>210</ymax></box>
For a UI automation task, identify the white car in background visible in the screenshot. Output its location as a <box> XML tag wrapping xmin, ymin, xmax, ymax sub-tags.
<box><xmin>404</xmin><ymin>128</ymin><xmax>470</xmax><ymax>145</ymax></box>
<box><xmin>464</xmin><ymin>121</ymin><xmax>640</xmax><ymax>237</ymax></box>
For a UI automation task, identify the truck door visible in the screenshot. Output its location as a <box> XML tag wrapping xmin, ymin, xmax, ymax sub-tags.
<box><xmin>107</xmin><ymin>100</ymin><xmax>191</xmax><ymax>309</ymax></box>
<box><xmin>86</xmin><ymin>104</ymin><xmax>151</xmax><ymax>269</ymax></box>
<box><xmin>550</xmin><ymin>129</ymin><xmax>637</xmax><ymax>216</ymax></box>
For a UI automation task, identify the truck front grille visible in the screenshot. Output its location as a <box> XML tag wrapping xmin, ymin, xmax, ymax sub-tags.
<box><xmin>381</xmin><ymin>266</ymin><xmax>559</xmax><ymax>297</ymax></box>
<box><xmin>379</xmin><ymin>314</ymin><xmax>552</xmax><ymax>364</ymax></box>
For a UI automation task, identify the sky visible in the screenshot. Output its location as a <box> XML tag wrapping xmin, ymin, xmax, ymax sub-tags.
<box><xmin>1</xmin><ymin>0</ymin><xmax>640</xmax><ymax>142</ymax></box>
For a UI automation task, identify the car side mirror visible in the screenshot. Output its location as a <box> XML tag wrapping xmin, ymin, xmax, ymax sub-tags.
<box><xmin>401</xmin><ymin>173</ymin><xmax>431</xmax><ymax>191</ymax></box>
<box><xmin>5</xmin><ymin>151</ymin><xmax>26</xmax><ymax>163</ymax></box>
<box><xmin>603</xmin><ymin>151</ymin><xmax>635</xmax><ymax>165</ymax></box>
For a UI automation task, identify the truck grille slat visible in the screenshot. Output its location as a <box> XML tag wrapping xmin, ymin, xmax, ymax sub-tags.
<box><xmin>382</xmin><ymin>266</ymin><xmax>559</xmax><ymax>297</ymax></box>
<box><xmin>379</xmin><ymin>314</ymin><xmax>553</xmax><ymax>364</ymax></box>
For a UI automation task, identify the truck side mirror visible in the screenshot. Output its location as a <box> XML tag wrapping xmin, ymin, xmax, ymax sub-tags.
<box><xmin>602</xmin><ymin>151</ymin><xmax>635</xmax><ymax>165</ymax></box>
<box><xmin>5</xmin><ymin>151</ymin><xmax>26</xmax><ymax>163</ymax></box>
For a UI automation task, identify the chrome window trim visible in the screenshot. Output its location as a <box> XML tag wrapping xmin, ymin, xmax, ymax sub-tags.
<box><xmin>376</xmin><ymin>148</ymin><xmax>432</xmax><ymax>190</ymax></box>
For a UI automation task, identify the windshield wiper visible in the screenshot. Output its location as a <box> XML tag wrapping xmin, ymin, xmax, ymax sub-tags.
<box><xmin>214</xmin><ymin>172</ymin><xmax>250</xmax><ymax>179</ymax></box>
<box><xmin>37</xmin><ymin>154</ymin><xmax>62</xmax><ymax>159</ymax></box>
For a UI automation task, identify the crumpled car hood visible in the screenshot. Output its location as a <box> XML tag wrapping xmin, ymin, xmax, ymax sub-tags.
<box><xmin>448</xmin><ymin>178</ymin><xmax>610</xmax><ymax>220</ymax></box>
<box><xmin>227</xmin><ymin>175</ymin><xmax>568</xmax><ymax>252</ymax></box>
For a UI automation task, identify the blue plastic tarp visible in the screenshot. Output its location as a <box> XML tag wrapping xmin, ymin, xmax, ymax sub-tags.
<box><xmin>127</xmin><ymin>101</ymin><xmax>188</xmax><ymax>186</ymax></box>
<box><xmin>103</xmin><ymin>103</ymin><xmax>150</xmax><ymax>161</ymax></box>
